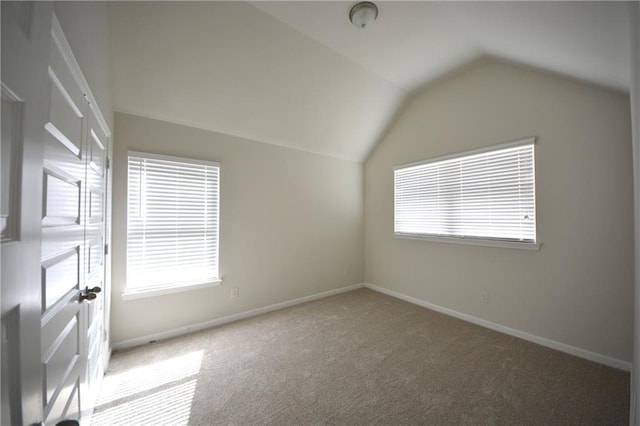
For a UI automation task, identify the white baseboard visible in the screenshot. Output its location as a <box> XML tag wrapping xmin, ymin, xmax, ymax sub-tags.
<box><xmin>112</xmin><ymin>283</ymin><xmax>365</xmax><ymax>351</ymax></box>
<box><xmin>364</xmin><ymin>283</ymin><xmax>632</xmax><ymax>372</ymax></box>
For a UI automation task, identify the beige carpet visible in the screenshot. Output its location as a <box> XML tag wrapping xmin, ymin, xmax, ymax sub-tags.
<box><xmin>92</xmin><ymin>288</ymin><xmax>629</xmax><ymax>425</ymax></box>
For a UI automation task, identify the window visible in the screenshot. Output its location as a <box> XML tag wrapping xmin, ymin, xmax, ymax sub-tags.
<box><xmin>394</xmin><ymin>139</ymin><xmax>537</xmax><ymax>249</ymax></box>
<box><xmin>126</xmin><ymin>152</ymin><xmax>220</xmax><ymax>297</ymax></box>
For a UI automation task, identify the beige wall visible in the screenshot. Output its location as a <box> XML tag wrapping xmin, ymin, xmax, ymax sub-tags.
<box><xmin>365</xmin><ymin>59</ymin><xmax>634</xmax><ymax>362</ymax></box>
<box><xmin>111</xmin><ymin>113</ymin><xmax>364</xmax><ymax>344</ymax></box>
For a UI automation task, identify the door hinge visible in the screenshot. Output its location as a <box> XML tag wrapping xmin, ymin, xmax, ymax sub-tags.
<box><xmin>106</xmin><ymin>158</ymin><xmax>110</xmax><ymax>170</ymax></box>
<box><xmin>104</xmin><ymin>244</ymin><xmax>109</xmax><ymax>255</ymax></box>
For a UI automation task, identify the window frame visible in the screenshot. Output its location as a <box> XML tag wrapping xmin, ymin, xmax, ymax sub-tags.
<box><xmin>123</xmin><ymin>151</ymin><xmax>222</xmax><ymax>300</ymax></box>
<box><xmin>393</xmin><ymin>138</ymin><xmax>540</xmax><ymax>251</ymax></box>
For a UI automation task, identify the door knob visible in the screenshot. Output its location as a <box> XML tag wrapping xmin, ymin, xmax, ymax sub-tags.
<box><xmin>79</xmin><ymin>291</ymin><xmax>97</xmax><ymax>302</ymax></box>
<box><xmin>79</xmin><ymin>286</ymin><xmax>102</xmax><ymax>302</ymax></box>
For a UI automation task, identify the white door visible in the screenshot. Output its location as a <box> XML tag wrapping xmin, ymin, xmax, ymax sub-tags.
<box><xmin>2</xmin><ymin>5</ymin><xmax>110</xmax><ymax>425</ymax></box>
<box><xmin>81</xmin><ymin>97</ymin><xmax>110</xmax><ymax>418</ymax></box>
<box><xmin>1</xmin><ymin>2</ymin><xmax>54</xmax><ymax>425</ymax></box>
<box><xmin>42</xmin><ymin>14</ymin><xmax>110</xmax><ymax>425</ymax></box>
<box><xmin>41</xmin><ymin>18</ymin><xmax>91</xmax><ymax>424</ymax></box>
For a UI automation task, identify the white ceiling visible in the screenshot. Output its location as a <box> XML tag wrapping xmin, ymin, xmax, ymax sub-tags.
<box><xmin>109</xmin><ymin>1</ymin><xmax>632</xmax><ymax>162</ymax></box>
<box><xmin>253</xmin><ymin>1</ymin><xmax>632</xmax><ymax>93</ymax></box>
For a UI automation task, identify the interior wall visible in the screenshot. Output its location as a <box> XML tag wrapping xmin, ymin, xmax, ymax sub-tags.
<box><xmin>111</xmin><ymin>113</ymin><xmax>364</xmax><ymax>344</ymax></box>
<box><xmin>364</xmin><ymin>59</ymin><xmax>634</xmax><ymax>363</ymax></box>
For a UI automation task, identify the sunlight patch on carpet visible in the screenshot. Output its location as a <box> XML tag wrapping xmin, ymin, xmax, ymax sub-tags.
<box><xmin>91</xmin><ymin>350</ymin><xmax>203</xmax><ymax>425</ymax></box>
<box><xmin>91</xmin><ymin>379</ymin><xmax>198</xmax><ymax>426</ymax></box>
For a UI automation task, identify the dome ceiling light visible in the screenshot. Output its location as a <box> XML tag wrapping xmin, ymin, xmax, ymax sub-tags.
<box><xmin>349</xmin><ymin>2</ymin><xmax>378</xmax><ymax>29</ymax></box>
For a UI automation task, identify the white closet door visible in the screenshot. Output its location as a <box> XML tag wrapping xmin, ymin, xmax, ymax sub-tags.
<box><xmin>1</xmin><ymin>2</ymin><xmax>54</xmax><ymax>425</ymax></box>
<box><xmin>1</xmin><ymin>5</ymin><xmax>111</xmax><ymax>424</ymax></box>
<box><xmin>81</xmin><ymin>101</ymin><xmax>110</xmax><ymax>418</ymax></box>
<box><xmin>40</xmin><ymin>15</ymin><xmax>91</xmax><ymax>425</ymax></box>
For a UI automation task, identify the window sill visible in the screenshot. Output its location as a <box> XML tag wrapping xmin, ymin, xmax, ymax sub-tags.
<box><xmin>394</xmin><ymin>233</ymin><xmax>541</xmax><ymax>251</ymax></box>
<box><xmin>122</xmin><ymin>279</ymin><xmax>222</xmax><ymax>300</ymax></box>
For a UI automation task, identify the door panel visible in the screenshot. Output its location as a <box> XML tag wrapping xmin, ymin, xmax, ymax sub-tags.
<box><xmin>42</xmin><ymin>247</ymin><xmax>80</xmax><ymax>311</ymax></box>
<box><xmin>89</xmin><ymin>129</ymin><xmax>106</xmax><ymax>177</ymax></box>
<box><xmin>46</xmin><ymin>33</ymin><xmax>86</xmax><ymax>158</ymax></box>
<box><xmin>89</xmin><ymin>189</ymin><xmax>104</xmax><ymax>223</ymax></box>
<box><xmin>43</xmin><ymin>314</ymin><xmax>79</xmax><ymax>405</ymax></box>
<box><xmin>46</xmin><ymin>374</ymin><xmax>80</xmax><ymax>423</ymax></box>
<box><xmin>0</xmin><ymin>86</ymin><xmax>23</xmax><ymax>243</ymax></box>
<box><xmin>42</xmin><ymin>167</ymin><xmax>82</xmax><ymax>227</ymax></box>
<box><xmin>88</xmin><ymin>239</ymin><xmax>103</xmax><ymax>277</ymax></box>
<box><xmin>46</xmin><ymin>73</ymin><xmax>84</xmax><ymax>157</ymax></box>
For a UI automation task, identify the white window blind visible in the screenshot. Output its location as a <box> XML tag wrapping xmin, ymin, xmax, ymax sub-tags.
<box><xmin>127</xmin><ymin>152</ymin><xmax>219</xmax><ymax>293</ymax></box>
<box><xmin>394</xmin><ymin>140</ymin><xmax>536</xmax><ymax>243</ymax></box>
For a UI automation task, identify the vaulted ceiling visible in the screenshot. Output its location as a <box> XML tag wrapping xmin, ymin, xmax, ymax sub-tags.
<box><xmin>109</xmin><ymin>1</ymin><xmax>632</xmax><ymax>162</ymax></box>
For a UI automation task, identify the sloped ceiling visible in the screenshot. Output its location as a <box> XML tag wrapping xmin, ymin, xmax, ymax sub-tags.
<box><xmin>253</xmin><ymin>1</ymin><xmax>632</xmax><ymax>93</ymax></box>
<box><xmin>109</xmin><ymin>1</ymin><xmax>406</xmax><ymax>161</ymax></box>
<box><xmin>109</xmin><ymin>1</ymin><xmax>632</xmax><ymax>162</ymax></box>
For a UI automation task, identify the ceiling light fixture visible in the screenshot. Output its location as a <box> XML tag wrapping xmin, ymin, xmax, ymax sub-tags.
<box><xmin>349</xmin><ymin>2</ymin><xmax>378</xmax><ymax>29</ymax></box>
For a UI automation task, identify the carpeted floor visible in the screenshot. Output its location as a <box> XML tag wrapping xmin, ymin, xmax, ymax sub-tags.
<box><xmin>92</xmin><ymin>288</ymin><xmax>629</xmax><ymax>425</ymax></box>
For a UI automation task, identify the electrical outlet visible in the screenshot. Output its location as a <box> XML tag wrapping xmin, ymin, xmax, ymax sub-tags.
<box><xmin>482</xmin><ymin>292</ymin><xmax>489</xmax><ymax>304</ymax></box>
<box><xmin>231</xmin><ymin>287</ymin><xmax>240</xmax><ymax>299</ymax></box>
